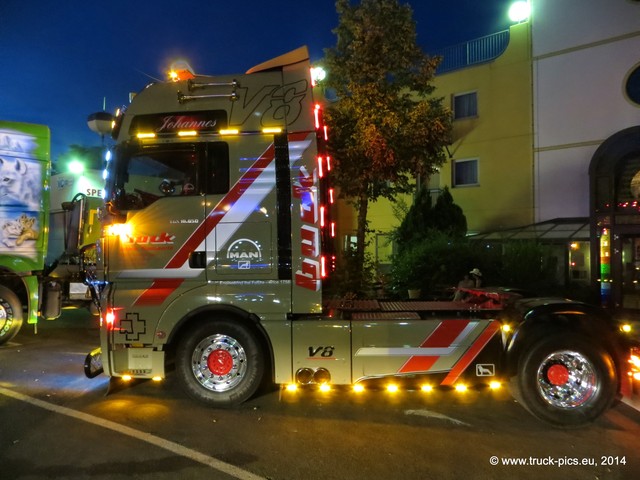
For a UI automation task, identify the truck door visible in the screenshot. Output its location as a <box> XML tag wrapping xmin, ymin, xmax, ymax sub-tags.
<box><xmin>203</xmin><ymin>137</ymin><xmax>277</xmax><ymax>282</ymax></box>
<box><xmin>106</xmin><ymin>143</ymin><xmax>207</xmax><ymax>305</ymax></box>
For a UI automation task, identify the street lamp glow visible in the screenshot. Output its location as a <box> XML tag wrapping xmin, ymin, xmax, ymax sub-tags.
<box><xmin>68</xmin><ymin>159</ymin><xmax>85</xmax><ymax>174</ymax></box>
<box><xmin>509</xmin><ymin>1</ymin><xmax>530</xmax><ymax>22</ymax></box>
<box><xmin>310</xmin><ymin>66</ymin><xmax>326</xmax><ymax>86</ymax></box>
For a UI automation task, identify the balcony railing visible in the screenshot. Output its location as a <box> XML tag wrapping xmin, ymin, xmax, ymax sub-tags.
<box><xmin>433</xmin><ymin>30</ymin><xmax>510</xmax><ymax>74</ymax></box>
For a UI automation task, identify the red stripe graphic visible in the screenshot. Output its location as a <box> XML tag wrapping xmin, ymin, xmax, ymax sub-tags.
<box><xmin>398</xmin><ymin>320</ymin><xmax>471</xmax><ymax>373</ymax></box>
<box><xmin>133</xmin><ymin>279</ymin><xmax>185</xmax><ymax>307</ymax></box>
<box><xmin>132</xmin><ymin>131</ymin><xmax>311</xmax><ymax>306</ymax></box>
<box><xmin>440</xmin><ymin>321</ymin><xmax>500</xmax><ymax>386</ymax></box>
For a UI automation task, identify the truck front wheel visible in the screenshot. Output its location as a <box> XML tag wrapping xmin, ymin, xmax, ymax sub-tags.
<box><xmin>0</xmin><ymin>286</ymin><xmax>23</xmax><ymax>346</ymax></box>
<box><xmin>175</xmin><ymin>319</ymin><xmax>265</xmax><ymax>407</ymax></box>
<box><xmin>512</xmin><ymin>335</ymin><xmax>618</xmax><ymax>427</ymax></box>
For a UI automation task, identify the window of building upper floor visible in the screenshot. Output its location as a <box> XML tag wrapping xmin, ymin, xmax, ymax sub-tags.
<box><xmin>626</xmin><ymin>64</ymin><xmax>640</xmax><ymax>106</ymax></box>
<box><xmin>452</xmin><ymin>158</ymin><xmax>479</xmax><ymax>187</ymax></box>
<box><xmin>453</xmin><ymin>92</ymin><xmax>478</xmax><ymax>120</ymax></box>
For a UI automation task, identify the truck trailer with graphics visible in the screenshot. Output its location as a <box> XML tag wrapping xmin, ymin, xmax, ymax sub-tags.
<box><xmin>84</xmin><ymin>47</ymin><xmax>638</xmax><ymax>427</ymax></box>
<box><xmin>0</xmin><ymin>121</ymin><xmax>102</xmax><ymax>345</ymax></box>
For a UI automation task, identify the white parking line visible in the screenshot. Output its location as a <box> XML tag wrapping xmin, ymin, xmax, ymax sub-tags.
<box><xmin>0</xmin><ymin>386</ymin><xmax>264</xmax><ymax>480</ymax></box>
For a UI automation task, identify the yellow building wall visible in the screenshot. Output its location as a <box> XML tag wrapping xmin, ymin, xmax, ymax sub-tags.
<box><xmin>337</xmin><ymin>22</ymin><xmax>534</xmax><ymax>265</ymax></box>
<box><xmin>434</xmin><ymin>22</ymin><xmax>534</xmax><ymax>233</ymax></box>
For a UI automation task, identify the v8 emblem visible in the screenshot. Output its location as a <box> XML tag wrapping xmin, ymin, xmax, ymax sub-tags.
<box><xmin>308</xmin><ymin>346</ymin><xmax>334</xmax><ymax>358</ymax></box>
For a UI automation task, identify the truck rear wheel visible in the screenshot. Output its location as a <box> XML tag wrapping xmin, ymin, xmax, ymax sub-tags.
<box><xmin>175</xmin><ymin>319</ymin><xmax>265</xmax><ymax>407</ymax></box>
<box><xmin>0</xmin><ymin>286</ymin><xmax>23</xmax><ymax>346</ymax></box>
<box><xmin>511</xmin><ymin>335</ymin><xmax>617</xmax><ymax>427</ymax></box>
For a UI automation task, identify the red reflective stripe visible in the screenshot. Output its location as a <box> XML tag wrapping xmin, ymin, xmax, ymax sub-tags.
<box><xmin>134</xmin><ymin>279</ymin><xmax>185</xmax><ymax>306</ymax></box>
<box><xmin>398</xmin><ymin>356</ymin><xmax>439</xmax><ymax>373</ymax></box>
<box><xmin>398</xmin><ymin>320</ymin><xmax>470</xmax><ymax>374</ymax></box>
<box><xmin>440</xmin><ymin>321</ymin><xmax>500</xmax><ymax>386</ymax></box>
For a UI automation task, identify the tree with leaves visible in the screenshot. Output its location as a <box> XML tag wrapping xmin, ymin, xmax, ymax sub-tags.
<box><xmin>324</xmin><ymin>0</ymin><xmax>452</xmax><ymax>285</ymax></box>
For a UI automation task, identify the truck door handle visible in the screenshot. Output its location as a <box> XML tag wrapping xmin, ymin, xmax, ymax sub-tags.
<box><xmin>189</xmin><ymin>251</ymin><xmax>206</xmax><ymax>269</ymax></box>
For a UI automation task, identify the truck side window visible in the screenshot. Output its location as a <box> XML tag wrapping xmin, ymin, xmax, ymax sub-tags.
<box><xmin>206</xmin><ymin>142</ymin><xmax>229</xmax><ymax>194</ymax></box>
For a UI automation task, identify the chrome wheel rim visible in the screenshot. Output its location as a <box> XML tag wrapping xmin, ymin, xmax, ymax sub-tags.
<box><xmin>536</xmin><ymin>350</ymin><xmax>598</xmax><ymax>409</ymax></box>
<box><xmin>191</xmin><ymin>334</ymin><xmax>247</xmax><ymax>392</ymax></box>
<box><xmin>0</xmin><ymin>305</ymin><xmax>9</xmax><ymax>335</ymax></box>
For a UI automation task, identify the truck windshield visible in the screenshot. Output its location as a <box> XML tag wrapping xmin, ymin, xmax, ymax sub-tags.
<box><xmin>108</xmin><ymin>143</ymin><xmax>200</xmax><ymax>210</ymax></box>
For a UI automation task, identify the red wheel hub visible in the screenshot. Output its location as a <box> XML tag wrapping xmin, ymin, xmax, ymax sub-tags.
<box><xmin>547</xmin><ymin>364</ymin><xmax>570</xmax><ymax>386</ymax></box>
<box><xmin>207</xmin><ymin>349</ymin><xmax>234</xmax><ymax>376</ymax></box>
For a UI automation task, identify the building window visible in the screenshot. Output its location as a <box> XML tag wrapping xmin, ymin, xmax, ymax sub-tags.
<box><xmin>625</xmin><ymin>64</ymin><xmax>640</xmax><ymax>106</ymax></box>
<box><xmin>453</xmin><ymin>92</ymin><xmax>478</xmax><ymax>119</ymax></box>
<box><xmin>453</xmin><ymin>159</ymin><xmax>479</xmax><ymax>186</ymax></box>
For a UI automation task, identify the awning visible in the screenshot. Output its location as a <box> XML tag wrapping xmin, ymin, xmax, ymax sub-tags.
<box><xmin>468</xmin><ymin>217</ymin><xmax>590</xmax><ymax>242</ymax></box>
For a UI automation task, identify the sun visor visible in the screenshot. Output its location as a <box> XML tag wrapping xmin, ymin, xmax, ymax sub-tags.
<box><xmin>246</xmin><ymin>46</ymin><xmax>310</xmax><ymax>74</ymax></box>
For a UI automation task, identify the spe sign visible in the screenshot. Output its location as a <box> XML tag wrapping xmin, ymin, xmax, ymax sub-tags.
<box><xmin>86</xmin><ymin>188</ymin><xmax>103</xmax><ymax>197</ymax></box>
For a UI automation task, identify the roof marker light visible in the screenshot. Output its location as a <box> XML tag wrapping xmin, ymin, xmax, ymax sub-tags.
<box><xmin>136</xmin><ymin>132</ymin><xmax>156</xmax><ymax>139</ymax></box>
<box><xmin>178</xmin><ymin>130</ymin><xmax>198</xmax><ymax>137</ymax></box>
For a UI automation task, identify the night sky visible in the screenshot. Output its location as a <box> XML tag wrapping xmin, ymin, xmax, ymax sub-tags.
<box><xmin>0</xmin><ymin>0</ymin><xmax>513</xmax><ymax>159</ymax></box>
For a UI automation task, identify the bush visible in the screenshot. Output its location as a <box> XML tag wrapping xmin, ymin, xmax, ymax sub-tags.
<box><xmin>389</xmin><ymin>231</ymin><xmax>494</xmax><ymax>298</ymax></box>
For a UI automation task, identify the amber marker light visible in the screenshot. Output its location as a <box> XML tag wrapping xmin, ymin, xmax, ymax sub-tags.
<box><xmin>136</xmin><ymin>132</ymin><xmax>156</xmax><ymax>139</ymax></box>
<box><xmin>177</xmin><ymin>130</ymin><xmax>198</xmax><ymax>137</ymax></box>
<box><xmin>455</xmin><ymin>384</ymin><xmax>468</xmax><ymax>392</ymax></box>
<box><xmin>285</xmin><ymin>384</ymin><xmax>298</xmax><ymax>392</ymax></box>
<box><xmin>386</xmin><ymin>384</ymin><xmax>399</xmax><ymax>393</ymax></box>
<box><xmin>106</xmin><ymin>222</ymin><xmax>132</xmax><ymax>240</ymax></box>
<box><xmin>353</xmin><ymin>384</ymin><xmax>365</xmax><ymax>393</ymax></box>
<box><xmin>219</xmin><ymin>128</ymin><xmax>239</xmax><ymax>135</ymax></box>
<box><xmin>319</xmin><ymin>384</ymin><xmax>331</xmax><ymax>393</ymax></box>
<box><xmin>421</xmin><ymin>384</ymin><xmax>433</xmax><ymax>393</ymax></box>
<box><xmin>121</xmin><ymin>375</ymin><xmax>132</xmax><ymax>382</ymax></box>
<box><xmin>489</xmin><ymin>381</ymin><xmax>501</xmax><ymax>390</ymax></box>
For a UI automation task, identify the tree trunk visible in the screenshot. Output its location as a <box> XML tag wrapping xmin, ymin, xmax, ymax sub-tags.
<box><xmin>355</xmin><ymin>190</ymin><xmax>369</xmax><ymax>283</ymax></box>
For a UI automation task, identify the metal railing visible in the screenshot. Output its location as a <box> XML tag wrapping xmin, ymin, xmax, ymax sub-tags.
<box><xmin>433</xmin><ymin>30</ymin><xmax>510</xmax><ymax>74</ymax></box>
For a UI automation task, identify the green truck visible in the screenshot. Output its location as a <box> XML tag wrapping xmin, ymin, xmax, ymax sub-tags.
<box><xmin>0</xmin><ymin>120</ymin><xmax>101</xmax><ymax>345</ymax></box>
<box><xmin>84</xmin><ymin>47</ymin><xmax>638</xmax><ymax>427</ymax></box>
